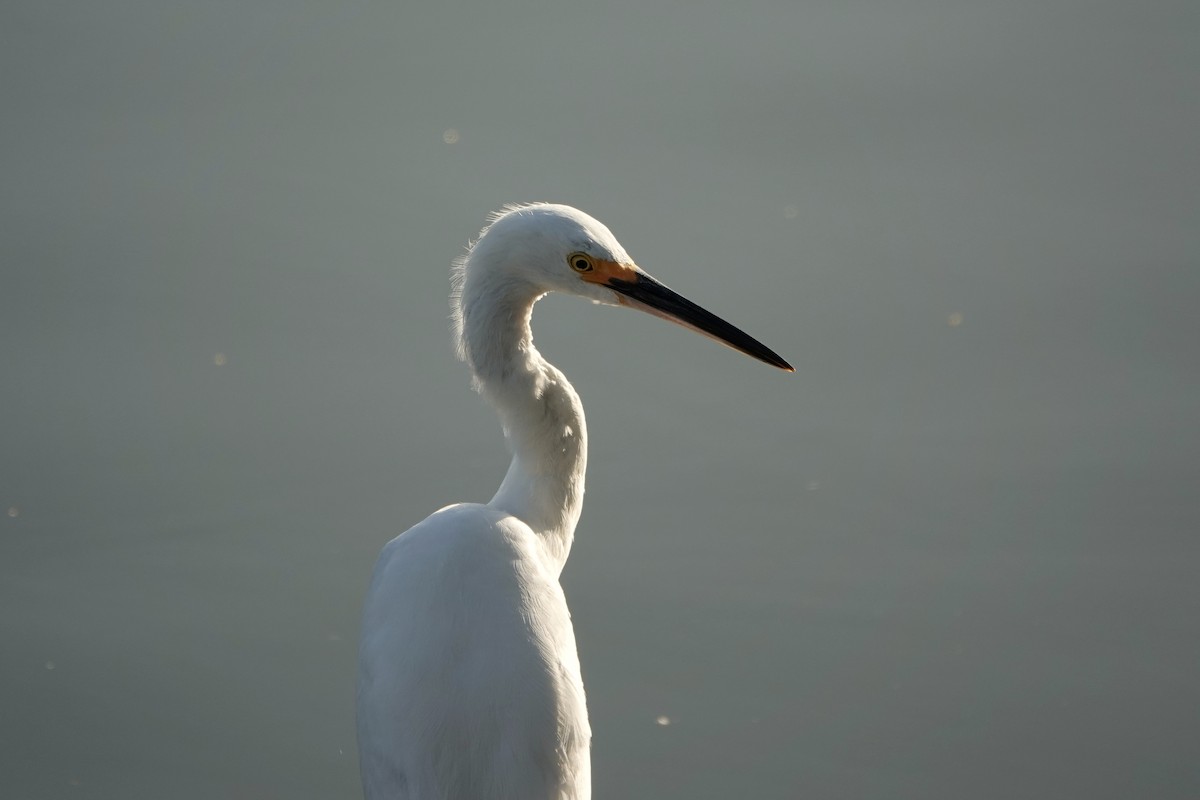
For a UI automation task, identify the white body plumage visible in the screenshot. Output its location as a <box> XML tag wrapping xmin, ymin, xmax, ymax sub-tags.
<box><xmin>356</xmin><ymin>204</ymin><xmax>791</xmax><ymax>799</ymax></box>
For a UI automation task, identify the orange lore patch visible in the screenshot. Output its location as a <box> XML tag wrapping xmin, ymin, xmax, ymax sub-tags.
<box><xmin>580</xmin><ymin>259</ymin><xmax>640</xmax><ymax>286</ymax></box>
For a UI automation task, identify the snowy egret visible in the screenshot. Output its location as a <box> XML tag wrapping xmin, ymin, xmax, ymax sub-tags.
<box><xmin>356</xmin><ymin>204</ymin><xmax>792</xmax><ymax>799</ymax></box>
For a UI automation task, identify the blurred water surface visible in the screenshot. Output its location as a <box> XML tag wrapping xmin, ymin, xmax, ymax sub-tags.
<box><xmin>2</xmin><ymin>1</ymin><xmax>1198</xmax><ymax>798</ymax></box>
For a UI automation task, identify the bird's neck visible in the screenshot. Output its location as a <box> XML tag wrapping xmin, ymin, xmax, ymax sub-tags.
<box><xmin>461</xmin><ymin>279</ymin><xmax>587</xmax><ymax>572</ymax></box>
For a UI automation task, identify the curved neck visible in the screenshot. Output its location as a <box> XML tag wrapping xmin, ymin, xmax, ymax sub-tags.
<box><xmin>460</xmin><ymin>275</ymin><xmax>587</xmax><ymax>572</ymax></box>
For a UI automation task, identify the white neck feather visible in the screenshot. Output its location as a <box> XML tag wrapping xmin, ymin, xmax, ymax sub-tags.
<box><xmin>457</xmin><ymin>270</ymin><xmax>587</xmax><ymax>573</ymax></box>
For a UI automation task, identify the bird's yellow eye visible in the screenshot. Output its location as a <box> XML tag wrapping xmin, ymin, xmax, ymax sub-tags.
<box><xmin>567</xmin><ymin>252</ymin><xmax>595</xmax><ymax>273</ymax></box>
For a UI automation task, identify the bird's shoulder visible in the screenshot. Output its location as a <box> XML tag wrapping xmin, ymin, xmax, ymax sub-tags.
<box><xmin>381</xmin><ymin>502</ymin><xmax>530</xmax><ymax>557</ymax></box>
<box><xmin>368</xmin><ymin>503</ymin><xmax>557</xmax><ymax>594</ymax></box>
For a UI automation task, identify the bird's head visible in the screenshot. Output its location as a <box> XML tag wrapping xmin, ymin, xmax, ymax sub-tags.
<box><xmin>455</xmin><ymin>203</ymin><xmax>793</xmax><ymax>371</ymax></box>
<box><xmin>461</xmin><ymin>203</ymin><xmax>632</xmax><ymax>305</ymax></box>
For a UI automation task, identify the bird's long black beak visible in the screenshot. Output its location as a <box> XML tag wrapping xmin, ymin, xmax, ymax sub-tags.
<box><xmin>607</xmin><ymin>272</ymin><xmax>794</xmax><ymax>372</ymax></box>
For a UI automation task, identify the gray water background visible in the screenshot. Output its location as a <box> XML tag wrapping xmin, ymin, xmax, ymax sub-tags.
<box><xmin>2</xmin><ymin>1</ymin><xmax>1198</xmax><ymax>798</ymax></box>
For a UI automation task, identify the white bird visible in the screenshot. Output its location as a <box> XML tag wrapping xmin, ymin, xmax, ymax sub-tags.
<box><xmin>356</xmin><ymin>204</ymin><xmax>792</xmax><ymax>799</ymax></box>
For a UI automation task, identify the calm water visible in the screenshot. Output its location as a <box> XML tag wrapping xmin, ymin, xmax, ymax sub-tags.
<box><xmin>3</xmin><ymin>1</ymin><xmax>1198</xmax><ymax>797</ymax></box>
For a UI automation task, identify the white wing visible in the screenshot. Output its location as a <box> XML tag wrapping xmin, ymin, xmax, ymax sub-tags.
<box><xmin>357</xmin><ymin>503</ymin><xmax>590</xmax><ymax>800</ymax></box>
